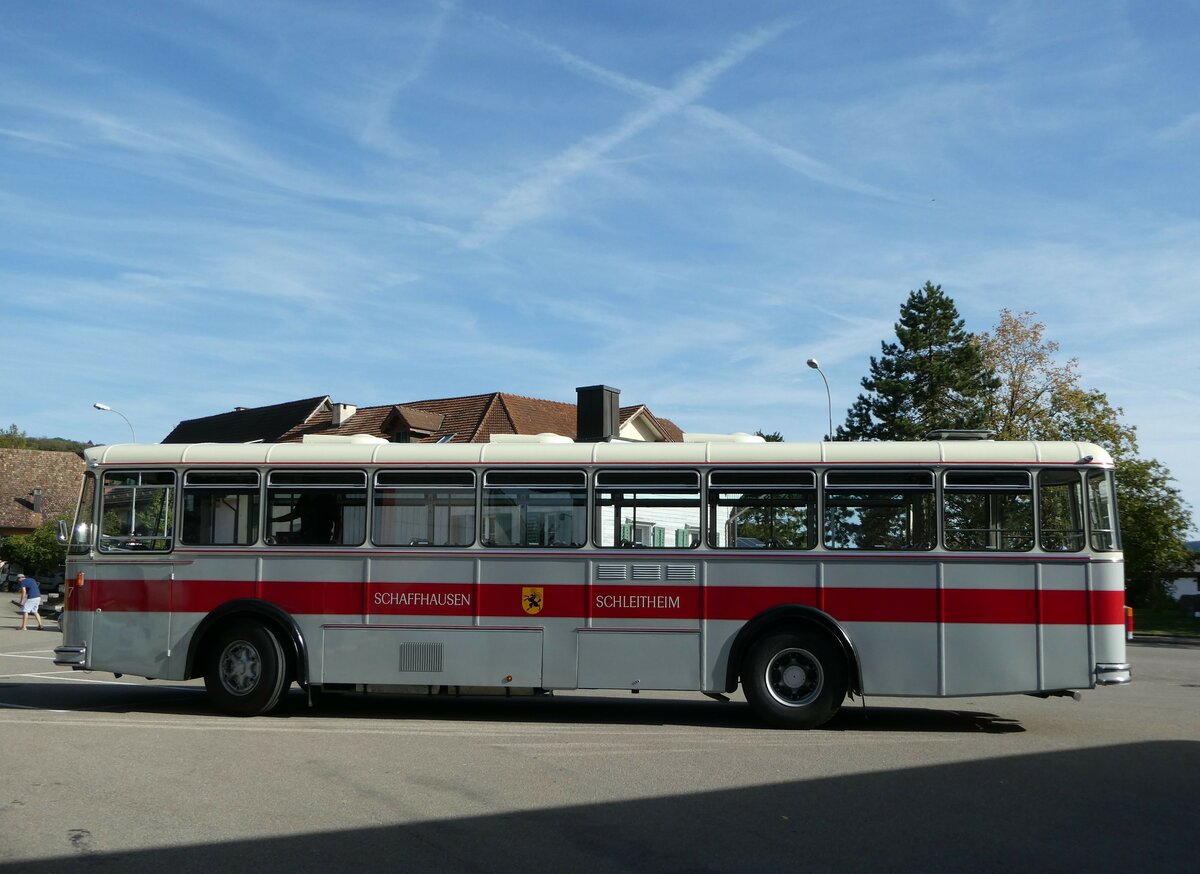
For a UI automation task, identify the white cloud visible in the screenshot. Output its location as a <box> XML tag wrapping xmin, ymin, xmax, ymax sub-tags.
<box><xmin>461</xmin><ymin>18</ymin><xmax>797</xmax><ymax>248</ymax></box>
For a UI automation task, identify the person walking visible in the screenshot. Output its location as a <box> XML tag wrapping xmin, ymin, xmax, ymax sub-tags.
<box><xmin>16</xmin><ymin>574</ymin><xmax>45</xmax><ymax>630</ymax></box>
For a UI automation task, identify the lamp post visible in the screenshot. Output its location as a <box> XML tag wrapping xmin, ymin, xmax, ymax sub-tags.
<box><xmin>93</xmin><ymin>402</ymin><xmax>136</xmax><ymax>442</ymax></box>
<box><xmin>806</xmin><ymin>359</ymin><xmax>833</xmax><ymax>441</ymax></box>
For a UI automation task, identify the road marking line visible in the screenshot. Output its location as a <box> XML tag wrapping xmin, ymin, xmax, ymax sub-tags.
<box><xmin>12</xmin><ymin>672</ymin><xmax>163</xmax><ymax>685</ymax></box>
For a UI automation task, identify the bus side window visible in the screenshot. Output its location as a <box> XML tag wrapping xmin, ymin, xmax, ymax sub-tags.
<box><xmin>1038</xmin><ymin>470</ymin><xmax>1084</xmax><ymax>552</ymax></box>
<box><xmin>1087</xmin><ymin>470</ymin><xmax>1119</xmax><ymax>551</ymax></box>
<box><xmin>373</xmin><ymin>470</ymin><xmax>476</xmax><ymax>547</ymax></box>
<box><xmin>266</xmin><ymin>470</ymin><xmax>367</xmax><ymax>546</ymax></box>
<box><xmin>707</xmin><ymin>470</ymin><xmax>816</xmax><ymax>549</ymax></box>
<box><xmin>823</xmin><ymin>470</ymin><xmax>935</xmax><ymax>551</ymax></box>
<box><xmin>481</xmin><ymin>471</ymin><xmax>586</xmax><ymax>548</ymax></box>
<box><xmin>67</xmin><ymin>472</ymin><xmax>97</xmax><ymax>555</ymax></box>
<box><xmin>180</xmin><ymin>470</ymin><xmax>260</xmax><ymax>546</ymax></box>
<box><xmin>595</xmin><ymin>470</ymin><xmax>700</xmax><ymax>549</ymax></box>
<box><xmin>98</xmin><ymin>471</ymin><xmax>176</xmax><ymax>553</ymax></box>
<box><xmin>943</xmin><ymin>470</ymin><xmax>1033</xmax><ymax>551</ymax></box>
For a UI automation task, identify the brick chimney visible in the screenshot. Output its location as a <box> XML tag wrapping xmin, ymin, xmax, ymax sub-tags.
<box><xmin>576</xmin><ymin>385</ymin><xmax>620</xmax><ymax>442</ymax></box>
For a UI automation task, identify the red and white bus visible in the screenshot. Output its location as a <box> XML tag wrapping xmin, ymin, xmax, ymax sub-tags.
<box><xmin>55</xmin><ymin>433</ymin><xmax>1129</xmax><ymax>728</ymax></box>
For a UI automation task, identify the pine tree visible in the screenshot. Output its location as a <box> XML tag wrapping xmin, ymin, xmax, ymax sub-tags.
<box><xmin>840</xmin><ymin>282</ymin><xmax>998</xmax><ymax>440</ymax></box>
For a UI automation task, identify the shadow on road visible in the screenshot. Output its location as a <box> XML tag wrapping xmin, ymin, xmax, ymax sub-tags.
<box><xmin>0</xmin><ymin>679</ymin><xmax>1024</xmax><ymax>734</ymax></box>
<box><xmin>1</xmin><ymin>740</ymin><xmax>1193</xmax><ymax>873</ymax></box>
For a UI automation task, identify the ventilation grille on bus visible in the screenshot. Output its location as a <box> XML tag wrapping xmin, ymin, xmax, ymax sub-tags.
<box><xmin>398</xmin><ymin>642</ymin><xmax>444</xmax><ymax>673</ymax></box>
<box><xmin>596</xmin><ymin>564</ymin><xmax>697</xmax><ymax>581</ymax></box>
<box><xmin>666</xmin><ymin>565</ymin><xmax>697</xmax><ymax>581</ymax></box>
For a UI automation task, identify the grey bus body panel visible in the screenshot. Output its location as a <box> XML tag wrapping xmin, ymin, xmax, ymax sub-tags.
<box><xmin>60</xmin><ymin>549</ymin><xmax>1124</xmax><ymax>700</ymax></box>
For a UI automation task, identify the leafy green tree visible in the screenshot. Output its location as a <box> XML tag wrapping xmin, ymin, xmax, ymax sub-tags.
<box><xmin>29</xmin><ymin>436</ymin><xmax>92</xmax><ymax>452</ymax></box>
<box><xmin>0</xmin><ymin>424</ymin><xmax>90</xmax><ymax>452</ymax></box>
<box><xmin>840</xmin><ymin>282</ymin><xmax>998</xmax><ymax>440</ymax></box>
<box><xmin>977</xmin><ymin>310</ymin><xmax>1080</xmax><ymax>440</ymax></box>
<box><xmin>0</xmin><ymin>516</ymin><xmax>69</xmax><ymax>576</ymax></box>
<box><xmin>1111</xmin><ymin>459</ymin><xmax>1193</xmax><ymax>607</ymax></box>
<box><xmin>977</xmin><ymin>309</ymin><xmax>1193</xmax><ymax>604</ymax></box>
<box><xmin>1051</xmin><ymin>388</ymin><xmax>1139</xmax><ymax>461</ymax></box>
<box><xmin>0</xmin><ymin>424</ymin><xmax>28</xmax><ymax>449</ymax></box>
<box><xmin>978</xmin><ymin>310</ymin><xmax>1138</xmax><ymax>457</ymax></box>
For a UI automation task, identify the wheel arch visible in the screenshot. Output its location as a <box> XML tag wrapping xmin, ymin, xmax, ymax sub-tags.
<box><xmin>185</xmin><ymin>599</ymin><xmax>309</xmax><ymax>689</ymax></box>
<box><xmin>724</xmin><ymin>605</ymin><xmax>862</xmax><ymax>696</ymax></box>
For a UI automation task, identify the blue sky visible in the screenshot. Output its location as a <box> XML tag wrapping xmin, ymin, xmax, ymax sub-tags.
<box><xmin>2</xmin><ymin>1</ymin><xmax>1197</xmax><ymax>528</ymax></box>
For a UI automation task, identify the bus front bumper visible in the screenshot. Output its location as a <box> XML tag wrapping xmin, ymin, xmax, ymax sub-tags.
<box><xmin>54</xmin><ymin>645</ymin><xmax>87</xmax><ymax>668</ymax></box>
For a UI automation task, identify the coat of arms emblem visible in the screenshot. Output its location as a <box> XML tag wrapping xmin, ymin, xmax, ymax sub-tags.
<box><xmin>521</xmin><ymin>587</ymin><xmax>544</xmax><ymax>615</ymax></box>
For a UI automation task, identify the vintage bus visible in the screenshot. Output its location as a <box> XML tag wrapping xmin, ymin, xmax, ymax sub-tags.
<box><xmin>54</xmin><ymin>433</ymin><xmax>1129</xmax><ymax>728</ymax></box>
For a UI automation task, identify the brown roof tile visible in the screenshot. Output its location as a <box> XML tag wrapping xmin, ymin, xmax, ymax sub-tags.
<box><xmin>163</xmin><ymin>396</ymin><xmax>329</xmax><ymax>443</ymax></box>
<box><xmin>170</xmin><ymin>391</ymin><xmax>685</xmax><ymax>445</ymax></box>
<box><xmin>0</xmin><ymin>449</ymin><xmax>86</xmax><ymax>535</ymax></box>
<box><xmin>384</xmin><ymin>405</ymin><xmax>445</xmax><ymax>435</ymax></box>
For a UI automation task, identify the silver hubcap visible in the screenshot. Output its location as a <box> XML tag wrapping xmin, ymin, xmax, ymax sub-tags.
<box><xmin>219</xmin><ymin>640</ymin><xmax>261</xmax><ymax>696</ymax></box>
<box><xmin>765</xmin><ymin>647</ymin><xmax>823</xmax><ymax>708</ymax></box>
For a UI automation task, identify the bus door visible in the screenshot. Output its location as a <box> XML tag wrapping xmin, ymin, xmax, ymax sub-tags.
<box><xmin>89</xmin><ymin>470</ymin><xmax>177</xmax><ymax>678</ymax></box>
<box><xmin>473</xmin><ymin>470</ymin><xmax>593</xmax><ymax>690</ymax></box>
<box><xmin>583</xmin><ymin>470</ymin><xmax>703</xmax><ymax>691</ymax></box>
<box><xmin>263</xmin><ymin>469</ymin><xmax>369</xmax><ymax>681</ymax></box>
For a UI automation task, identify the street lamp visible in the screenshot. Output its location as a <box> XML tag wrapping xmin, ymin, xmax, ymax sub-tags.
<box><xmin>806</xmin><ymin>359</ymin><xmax>833</xmax><ymax>441</ymax></box>
<box><xmin>93</xmin><ymin>402</ymin><xmax>136</xmax><ymax>442</ymax></box>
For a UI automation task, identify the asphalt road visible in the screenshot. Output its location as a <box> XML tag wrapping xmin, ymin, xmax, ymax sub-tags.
<box><xmin>1</xmin><ymin>620</ymin><xmax>1196</xmax><ymax>873</ymax></box>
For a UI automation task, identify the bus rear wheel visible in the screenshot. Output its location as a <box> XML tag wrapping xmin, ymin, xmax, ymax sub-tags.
<box><xmin>204</xmin><ymin>622</ymin><xmax>288</xmax><ymax>716</ymax></box>
<box><xmin>742</xmin><ymin>630</ymin><xmax>846</xmax><ymax>729</ymax></box>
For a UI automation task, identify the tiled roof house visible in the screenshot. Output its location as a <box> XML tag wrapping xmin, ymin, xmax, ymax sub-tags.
<box><xmin>162</xmin><ymin>396</ymin><xmax>329</xmax><ymax>444</ymax></box>
<box><xmin>164</xmin><ymin>386</ymin><xmax>684</xmax><ymax>445</ymax></box>
<box><xmin>0</xmin><ymin>448</ymin><xmax>87</xmax><ymax>537</ymax></box>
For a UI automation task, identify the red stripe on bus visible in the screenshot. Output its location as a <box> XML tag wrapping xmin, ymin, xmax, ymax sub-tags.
<box><xmin>90</xmin><ymin>578</ymin><xmax>253</xmax><ymax>613</ymax></box>
<box><xmin>261</xmin><ymin>580</ymin><xmax>362</xmax><ymax>616</ymax></box>
<box><xmin>78</xmin><ymin>578</ymin><xmax>1125</xmax><ymax>625</ymax></box>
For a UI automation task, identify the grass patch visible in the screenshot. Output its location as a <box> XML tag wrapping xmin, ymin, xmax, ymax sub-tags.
<box><xmin>1131</xmin><ymin>608</ymin><xmax>1200</xmax><ymax>639</ymax></box>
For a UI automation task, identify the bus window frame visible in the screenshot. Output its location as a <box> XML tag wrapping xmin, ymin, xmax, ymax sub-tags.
<box><xmin>822</xmin><ymin>469</ymin><xmax>936</xmax><ymax>551</ymax></box>
<box><xmin>594</xmin><ymin>469</ymin><xmax>702</xmax><ymax>550</ymax></box>
<box><xmin>98</xmin><ymin>469</ymin><xmax>177</xmax><ymax>554</ymax></box>
<box><xmin>941</xmin><ymin>469</ymin><xmax>1034</xmax><ymax>553</ymax></box>
<box><xmin>66</xmin><ymin>471</ymin><xmax>98</xmax><ymax>555</ymax></box>
<box><xmin>1037</xmin><ymin>469</ymin><xmax>1086</xmax><ymax>553</ymax></box>
<box><xmin>180</xmin><ymin>469</ymin><xmax>262</xmax><ymax>547</ymax></box>
<box><xmin>480</xmin><ymin>469</ymin><xmax>587</xmax><ymax>549</ymax></box>
<box><xmin>707</xmin><ymin>468</ymin><xmax>817</xmax><ymax>550</ymax></box>
<box><xmin>266</xmin><ymin>469</ymin><xmax>368</xmax><ymax>547</ymax></box>
<box><xmin>1086</xmin><ymin>469</ymin><xmax>1120</xmax><ymax>552</ymax></box>
<box><xmin>372</xmin><ymin>469</ymin><xmax>477</xmax><ymax>548</ymax></box>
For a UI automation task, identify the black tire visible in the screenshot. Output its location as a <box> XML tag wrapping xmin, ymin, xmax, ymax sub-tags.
<box><xmin>742</xmin><ymin>630</ymin><xmax>847</xmax><ymax>729</ymax></box>
<box><xmin>203</xmin><ymin>622</ymin><xmax>288</xmax><ymax>716</ymax></box>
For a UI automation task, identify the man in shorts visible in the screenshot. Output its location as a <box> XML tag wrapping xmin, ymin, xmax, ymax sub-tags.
<box><xmin>17</xmin><ymin>574</ymin><xmax>45</xmax><ymax>630</ymax></box>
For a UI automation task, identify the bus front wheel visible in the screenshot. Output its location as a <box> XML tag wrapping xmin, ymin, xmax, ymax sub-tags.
<box><xmin>203</xmin><ymin>622</ymin><xmax>288</xmax><ymax>716</ymax></box>
<box><xmin>742</xmin><ymin>630</ymin><xmax>846</xmax><ymax>729</ymax></box>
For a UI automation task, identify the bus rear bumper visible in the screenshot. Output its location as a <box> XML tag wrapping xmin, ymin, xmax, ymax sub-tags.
<box><xmin>1095</xmin><ymin>662</ymin><xmax>1131</xmax><ymax>685</ymax></box>
<box><xmin>54</xmin><ymin>645</ymin><xmax>87</xmax><ymax>668</ymax></box>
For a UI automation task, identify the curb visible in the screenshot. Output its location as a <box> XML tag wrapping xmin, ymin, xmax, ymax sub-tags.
<box><xmin>1129</xmin><ymin>634</ymin><xmax>1200</xmax><ymax>648</ymax></box>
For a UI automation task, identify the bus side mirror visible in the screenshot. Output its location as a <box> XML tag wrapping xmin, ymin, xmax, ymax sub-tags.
<box><xmin>58</xmin><ymin>520</ymin><xmax>69</xmax><ymax>543</ymax></box>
